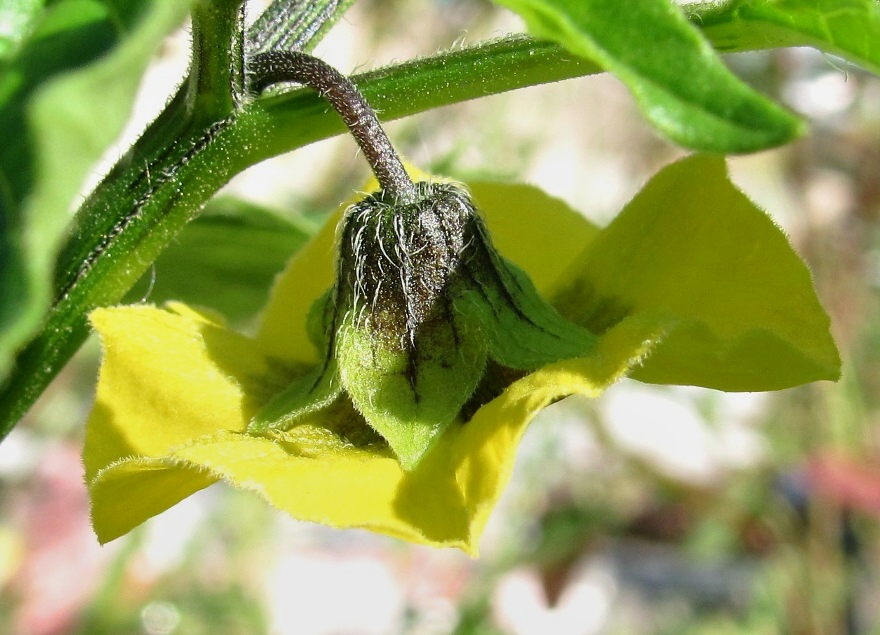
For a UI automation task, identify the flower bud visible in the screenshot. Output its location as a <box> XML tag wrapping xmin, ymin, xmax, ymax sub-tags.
<box><xmin>250</xmin><ymin>181</ymin><xmax>595</xmax><ymax>469</ymax></box>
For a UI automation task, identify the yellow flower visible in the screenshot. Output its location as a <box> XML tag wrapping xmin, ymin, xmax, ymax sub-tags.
<box><xmin>83</xmin><ymin>179</ymin><xmax>664</xmax><ymax>555</ymax></box>
<box><xmin>83</xmin><ymin>156</ymin><xmax>839</xmax><ymax>554</ymax></box>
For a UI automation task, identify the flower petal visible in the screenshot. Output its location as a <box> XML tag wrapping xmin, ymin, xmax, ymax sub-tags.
<box><xmin>87</xmin><ymin>307</ymin><xmax>668</xmax><ymax>550</ymax></box>
<box><xmin>85</xmin><ymin>175</ymin><xmax>656</xmax><ymax>550</ymax></box>
<box><xmin>90</xmin><ymin>457</ymin><xmax>216</xmax><ymax>543</ymax></box>
<box><xmin>255</xmin><ymin>205</ymin><xmax>340</xmax><ymax>364</ymax></box>
<box><xmin>556</xmin><ymin>154</ymin><xmax>840</xmax><ymax>390</ymax></box>
<box><xmin>84</xmin><ymin>302</ymin><xmax>286</xmax><ymax>540</ymax></box>
<box><xmin>468</xmin><ymin>181</ymin><xmax>599</xmax><ymax>295</ymax></box>
<box><xmin>85</xmin><ymin>304</ymin><xmax>268</xmax><ymax>472</ymax></box>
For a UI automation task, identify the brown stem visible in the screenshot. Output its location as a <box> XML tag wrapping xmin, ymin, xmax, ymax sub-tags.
<box><xmin>248</xmin><ymin>51</ymin><xmax>418</xmax><ymax>204</ymax></box>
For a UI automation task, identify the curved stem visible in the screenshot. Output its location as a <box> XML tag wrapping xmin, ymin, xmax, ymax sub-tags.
<box><xmin>249</xmin><ymin>51</ymin><xmax>418</xmax><ymax>204</ymax></box>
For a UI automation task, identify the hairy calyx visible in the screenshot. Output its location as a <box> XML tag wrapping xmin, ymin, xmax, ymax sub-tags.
<box><xmin>247</xmin><ymin>52</ymin><xmax>594</xmax><ymax>468</ymax></box>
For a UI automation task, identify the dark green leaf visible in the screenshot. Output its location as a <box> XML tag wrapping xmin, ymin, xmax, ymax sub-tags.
<box><xmin>126</xmin><ymin>197</ymin><xmax>315</xmax><ymax>325</ymax></box>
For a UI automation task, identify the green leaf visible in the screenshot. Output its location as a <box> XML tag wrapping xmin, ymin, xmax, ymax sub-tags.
<box><xmin>468</xmin><ymin>181</ymin><xmax>600</xmax><ymax>369</ymax></box>
<box><xmin>555</xmin><ymin>154</ymin><xmax>840</xmax><ymax>390</ymax></box>
<box><xmin>248</xmin><ymin>358</ymin><xmax>343</xmax><ymax>435</ymax></box>
<box><xmin>688</xmin><ymin>0</ymin><xmax>880</xmax><ymax>76</ymax></box>
<box><xmin>490</xmin><ymin>0</ymin><xmax>804</xmax><ymax>152</ymax></box>
<box><xmin>466</xmin><ymin>251</ymin><xmax>597</xmax><ymax>370</ymax></box>
<box><xmin>0</xmin><ymin>0</ymin><xmax>187</xmax><ymax>382</ymax></box>
<box><xmin>126</xmin><ymin>197</ymin><xmax>315</xmax><ymax>325</ymax></box>
<box><xmin>248</xmin><ymin>0</ymin><xmax>355</xmax><ymax>54</ymax></box>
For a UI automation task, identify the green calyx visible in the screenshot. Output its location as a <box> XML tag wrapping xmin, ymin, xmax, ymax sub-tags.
<box><xmin>248</xmin><ymin>181</ymin><xmax>596</xmax><ymax>469</ymax></box>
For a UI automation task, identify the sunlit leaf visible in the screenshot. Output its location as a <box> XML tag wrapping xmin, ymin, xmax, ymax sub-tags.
<box><xmin>0</xmin><ymin>0</ymin><xmax>187</xmax><ymax>382</ymax></box>
<box><xmin>491</xmin><ymin>0</ymin><xmax>804</xmax><ymax>152</ymax></box>
<box><xmin>0</xmin><ymin>0</ymin><xmax>43</xmax><ymax>59</ymax></box>
<box><xmin>690</xmin><ymin>0</ymin><xmax>880</xmax><ymax>76</ymax></box>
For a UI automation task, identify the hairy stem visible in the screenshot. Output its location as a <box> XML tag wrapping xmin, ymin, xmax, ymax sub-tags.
<box><xmin>249</xmin><ymin>51</ymin><xmax>417</xmax><ymax>203</ymax></box>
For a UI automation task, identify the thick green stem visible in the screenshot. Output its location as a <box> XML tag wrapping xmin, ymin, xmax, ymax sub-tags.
<box><xmin>53</xmin><ymin>0</ymin><xmax>247</xmax><ymax>300</ymax></box>
<box><xmin>188</xmin><ymin>0</ymin><xmax>246</xmax><ymax>118</ymax></box>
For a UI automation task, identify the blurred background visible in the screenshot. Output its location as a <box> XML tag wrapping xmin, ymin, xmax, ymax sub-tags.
<box><xmin>5</xmin><ymin>0</ymin><xmax>880</xmax><ymax>633</ymax></box>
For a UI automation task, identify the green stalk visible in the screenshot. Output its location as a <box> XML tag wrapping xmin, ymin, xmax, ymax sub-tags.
<box><xmin>188</xmin><ymin>0</ymin><xmax>246</xmax><ymax>117</ymax></box>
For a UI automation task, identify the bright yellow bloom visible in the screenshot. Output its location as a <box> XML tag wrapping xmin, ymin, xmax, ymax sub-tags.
<box><xmin>83</xmin><ymin>181</ymin><xmax>662</xmax><ymax>555</ymax></box>
<box><xmin>84</xmin><ymin>156</ymin><xmax>839</xmax><ymax>554</ymax></box>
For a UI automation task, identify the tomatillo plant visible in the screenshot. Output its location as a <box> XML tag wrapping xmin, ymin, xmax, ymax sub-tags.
<box><xmin>4</xmin><ymin>0</ymin><xmax>875</xmax><ymax>550</ymax></box>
